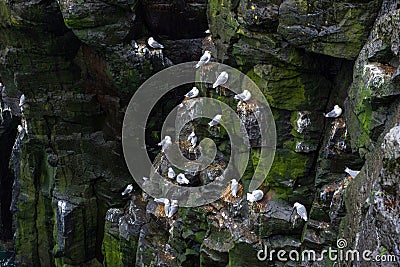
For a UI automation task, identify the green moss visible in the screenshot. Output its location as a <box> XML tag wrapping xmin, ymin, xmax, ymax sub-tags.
<box><xmin>228</xmin><ymin>242</ymin><xmax>260</xmax><ymax>267</ymax></box>
<box><xmin>266</xmin><ymin>149</ymin><xmax>309</xmax><ymax>187</ymax></box>
<box><xmin>247</xmin><ymin>66</ymin><xmax>307</xmax><ymax>110</ymax></box>
<box><xmin>64</xmin><ymin>16</ymin><xmax>97</xmax><ymax>29</ymax></box>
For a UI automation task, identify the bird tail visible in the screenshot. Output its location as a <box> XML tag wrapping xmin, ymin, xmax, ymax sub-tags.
<box><xmin>195</xmin><ymin>63</ymin><xmax>200</xmax><ymax>68</ymax></box>
<box><xmin>212</xmin><ymin>82</ymin><xmax>218</xmax><ymax>88</ymax></box>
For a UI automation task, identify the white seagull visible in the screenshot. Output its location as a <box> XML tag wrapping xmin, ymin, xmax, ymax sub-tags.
<box><xmin>293</xmin><ymin>202</ymin><xmax>308</xmax><ymax>222</ymax></box>
<box><xmin>19</xmin><ymin>94</ymin><xmax>25</xmax><ymax>107</ymax></box>
<box><xmin>176</xmin><ymin>173</ymin><xmax>189</xmax><ymax>184</ymax></box>
<box><xmin>185</xmin><ymin>87</ymin><xmax>199</xmax><ymax>99</ymax></box>
<box><xmin>195</xmin><ymin>51</ymin><xmax>211</xmax><ymax>68</ymax></box>
<box><xmin>147</xmin><ymin>37</ymin><xmax>164</xmax><ymax>49</ymax></box>
<box><xmin>324</xmin><ymin>105</ymin><xmax>342</xmax><ymax>118</ymax></box>
<box><xmin>212</xmin><ymin>71</ymin><xmax>229</xmax><ymax>88</ymax></box>
<box><xmin>247</xmin><ymin>189</ymin><xmax>264</xmax><ymax>203</ymax></box>
<box><xmin>167</xmin><ymin>167</ymin><xmax>176</xmax><ymax>179</ymax></box>
<box><xmin>121</xmin><ymin>184</ymin><xmax>133</xmax><ymax>196</ymax></box>
<box><xmin>158</xmin><ymin>136</ymin><xmax>172</xmax><ymax>152</ymax></box>
<box><xmin>167</xmin><ymin>200</ymin><xmax>178</xmax><ymax>218</ymax></box>
<box><xmin>187</xmin><ymin>131</ymin><xmax>197</xmax><ymax>148</ymax></box>
<box><xmin>344</xmin><ymin>166</ymin><xmax>360</xmax><ymax>178</ymax></box>
<box><xmin>208</xmin><ymin>114</ymin><xmax>222</xmax><ymax>127</ymax></box>
<box><xmin>234</xmin><ymin>90</ymin><xmax>252</xmax><ymax>102</ymax></box>
<box><xmin>231</xmin><ymin>179</ymin><xmax>238</xmax><ymax>197</ymax></box>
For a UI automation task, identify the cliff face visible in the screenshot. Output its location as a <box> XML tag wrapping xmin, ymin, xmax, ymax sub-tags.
<box><xmin>0</xmin><ymin>0</ymin><xmax>399</xmax><ymax>266</ymax></box>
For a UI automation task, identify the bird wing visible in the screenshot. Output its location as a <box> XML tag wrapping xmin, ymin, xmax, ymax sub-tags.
<box><xmin>199</xmin><ymin>53</ymin><xmax>210</xmax><ymax>63</ymax></box>
<box><xmin>325</xmin><ymin>109</ymin><xmax>337</xmax><ymax>117</ymax></box>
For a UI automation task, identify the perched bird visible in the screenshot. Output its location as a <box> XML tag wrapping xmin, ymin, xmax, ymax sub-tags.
<box><xmin>121</xmin><ymin>184</ymin><xmax>133</xmax><ymax>196</ymax></box>
<box><xmin>247</xmin><ymin>189</ymin><xmax>264</xmax><ymax>202</ymax></box>
<box><xmin>208</xmin><ymin>114</ymin><xmax>222</xmax><ymax>127</ymax></box>
<box><xmin>147</xmin><ymin>37</ymin><xmax>164</xmax><ymax>49</ymax></box>
<box><xmin>195</xmin><ymin>51</ymin><xmax>211</xmax><ymax>68</ymax></box>
<box><xmin>167</xmin><ymin>167</ymin><xmax>176</xmax><ymax>179</ymax></box>
<box><xmin>132</xmin><ymin>40</ymin><xmax>139</xmax><ymax>49</ymax></box>
<box><xmin>19</xmin><ymin>94</ymin><xmax>25</xmax><ymax>107</ymax></box>
<box><xmin>234</xmin><ymin>90</ymin><xmax>252</xmax><ymax>102</ymax></box>
<box><xmin>176</xmin><ymin>173</ymin><xmax>189</xmax><ymax>185</ymax></box>
<box><xmin>231</xmin><ymin>179</ymin><xmax>238</xmax><ymax>197</ymax></box>
<box><xmin>213</xmin><ymin>71</ymin><xmax>229</xmax><ymax>88</ymax></box>
<box><xmin>17</xmin><ymin>125</ymin><xmax>24</xmax><ymax>133</ymax></box>
<box><xmin>293</xmin><ymin>202</ymin><xmax>308</xmax><ymax>222</ymax></box>
<box><xmin>158</xmin><ymin>136</ymin><xmax>172</xmax><ymax>152</ymax></box>
<box><xmin>187</xmin><ymin>131</ymin><xmax>197</xmax><ymax>148</ymax></box>
<box><xmin>19</xmin><ymin>94</ymin><xmax>26</xmax><ymax>113</ymax></box>
<box><xmin>344</xmin><ymin>166</ymin><xmax>360</xmax><ymax>178</ymax></box>
<box><xmin>185</xmin><ymin>87</ymin><xmax>199</xmax><ymax>99</ymax></box>
<box><xmin>167</xmin><ymin>199</ymin><xmax>178</xmax><ymax>218</ymax></box>
<box><xmin>324</xmin><ymin>105</ymin><xmax>342</xmax><ymax>118</ymax></box>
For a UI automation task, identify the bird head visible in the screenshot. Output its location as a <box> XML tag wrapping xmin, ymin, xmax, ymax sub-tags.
<box><xmin>171</xmin><ymin>200</ymin><xmax>178</xmax><ymax>205</ymax></box>
<box><xmin>165</xmin><ymin>136</ymin><xmax>172</xmax><ymax>141</ymax></box>
<box><xmin>205</xmin><ymin>50</ymin><xmax>211</xmax><ymax>55</ymax></box>
<box><xmin>334</xmin><ymin>105</ymin><xmax>340</xmax><ymax>110</ymax></box>
<box><xmin>168</xmin><ymin>167</ymin><xmax>173</xmax><ymax>171</ymax></box>
<box><xmin>148</xmin><ymin>37</ymin><xmax>154</xmax><ymax>42</ymax></box>
<box><xmin>293</xmin><ymin>202</ymin><xmax>300</xmax><ymax>208</ymax></box>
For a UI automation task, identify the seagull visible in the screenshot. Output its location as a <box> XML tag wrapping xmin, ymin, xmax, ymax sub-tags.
<box><xmin>344</xmin><ymin>166</ymin><xmax>360</xmax><ymax>178</ymax></box>
<box><xmin>208</xmin><ymin>114</ymin><xmax>222</xmax><ymax>127</ymax></box>
<box><xmin>132</xmin><ymin>40</ymin><xmax>139</xmax><ymax>49</ymax></box>
<box><xmin>176</xmin><ymin>173</ymin><xmax>189</xmax><ymax>185</ymax></box>
<box><xmin>324</xmin><ymin>105</ymin><xmax>342</xmax><ymax>118</ymax></box>
<box><xmin>185</xmin><ymin>87</ymin><xmax>199</xmax><ymax>99</ymax></box>
<box><xmin>167</xmin><ymin>167</ymin><xmax>176</xmax><ymax>179</ymax></box>
<box><xmin>213</xmin><ymin>71</ymin><xmax>229</xmax><ymax>88</ymax></box>
<box><xmin>158</xmin><ymin>136</ymin><xmax>172</xmax><ymax>152</ymax></box>
<box><xmin>187</xmin><ymin>131</ymin><xmax>197</xmax><ymax>148</ymax></box>
<box><xmin>147</xmin><ymin>37</ymin><xmax>164</xmax><ymax>49</ymax></box>
<box><xmin>234</xmin><ymin>90</ymin><xmax>252</xmax><ymax>102</ymax></box>
<box><xmin>17</xmin><ymin>125</ymin><xmax>24</xmax><ymax>133</ymax></box>
<box><xmin>167</xmin><ymin>199</ymin><xmax>178</xmax><ymax>218</ymax></box>
<box><xmin>195</xmin><ymin>51</ymin><xmax>211</xmax><ymax>68</ymax></box>
<box><xmin>121</xmin><ymin>184</ymin><xmax>133</xmax><ymax>196</ymax></box>
<box><xmin>231</xmin><ymin>179</ymin><xmax>238</xmax><ymax>197</ymax></box>
<box><xmin>247</xmin><ymin>189</ymin><xmax>264</xmax><ymax>202</ymax></box>
<box><xmin>293</xmin><ymin>202</ymin><xmax>308</xmax><ymax>222</ymax></box>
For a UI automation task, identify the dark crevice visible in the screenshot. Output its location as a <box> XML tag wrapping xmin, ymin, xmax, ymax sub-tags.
<box><xmin>0</xmin><ymin>110</ymin><xmax>19</xmax><ymax>241</ymax></box>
